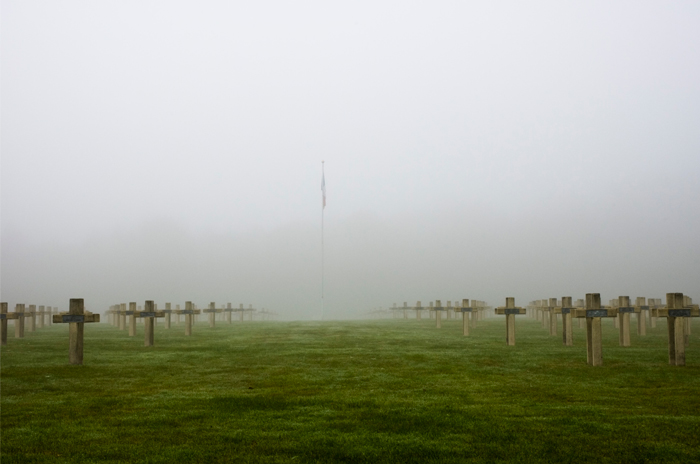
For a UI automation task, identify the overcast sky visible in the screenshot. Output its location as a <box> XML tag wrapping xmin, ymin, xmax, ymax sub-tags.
<box><xmin>2</xmin><ymin>1</ymin><xmax>699</xmax><ymax>319</ymax></box>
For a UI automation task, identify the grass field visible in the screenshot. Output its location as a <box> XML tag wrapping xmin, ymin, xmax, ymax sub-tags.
<box><xmin>2</xmin><ymin>315</ymin><xmax>700</xmax><ymax>463</ymax></box>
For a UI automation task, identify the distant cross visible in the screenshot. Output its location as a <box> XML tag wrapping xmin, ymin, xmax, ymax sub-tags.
<box><xmin>649</xmin><ymin>298</ymin><xmax>662</xmax><ymax>328</ymax></box>
<box><xmin>53</xmin><ymin>298</ymin><xmax>100</xmax><ymax>365</ymax></box>
<box><xmin>118</xmin><ymin>302</ymin><xmax>127</xmax><ymax>331</ymax></box>
<box><xmin>224</xmin><ymin>303</ymin><xmax>234</xmax><ymax>323</ymax></box>
<box><xmin>610</xmin><ymin>299</ymin><xmax>620</xmax><ymax>329</ymax></box>
<box><xmin>175</xmin><ymin>301</ymin><xmax>200</xmax><ymax>335</ymax></box>
<box><xmin>36</xmin><ymin>305</ymin><xmax>45</xmax><ymax>329</ymax></box>
<box><xmin>413</xmin><ymin>301</ymin><xmax>423</xmax><ymax>320</ymax></box>
<box><xmin>134</xmin><ymin>300</ymin><xmax>165</xmax><ymax>346</ymax></box>
<box><xmin>433</xmin><ymin>300</ymin><xmax>445</xmax><ymax>328</ymax></box>
<box><xmin>163</xmin><ymin>303</ymin><xmax>173</xmax><ymax>329</ymax></box>
<box><xmin>652</xmin><ymin>293</ymin><xmax>699</xmax><ymax>366</ymax></box>
<box><xmin>547</xmin><ymin>298</ymin><xmax>558</xmax><ymax>336</ymax></box>
<box><xmin>634</xmin><ymin>297</ymin><xmax>648</xmax><ymax>336</ymax></box>
<box><xmin>553</xmin><ymin>297</ymin><xmax>574</xmax><ymax>346</ymax></box>
<box><xmin>13</xmin><ymin>304</ymin><xmax>26</xmax><ymax>338</ymax></box>
<box><xmin>1</xmin><ymin>302</ymin><xmax>9</xmax><ymax>345</ymax></box>
<box><xmin>617</xmin><ymin>296</ymin><xmax>635</xmax><ymax>347</ymax></box>
<box><xmin>572</xmin><ymin>293</ymin><xmax>618</xmax><ymax>366</ymax></box>
<box><xmin>126</xmin><ymin>302</ymin><xmax>137</xmax><ymax>336</ymax></box>
<box><xmin>495</xmin><ymin>297</ymin><xmax>526</xmax><ymax>345</ymax></box>
<box><xmin>457</xmin><ymin>299</ymin><xmax>477</xmax><ymax>336</ymax></box>
<box><xmin>25</xmin><ymin>304</ymin><xmax>37</xmax><ymax>332</ymax></box>
<box><xmin>204</xmin><ymin>302</ymin><xmax>223</xmax><ymax>328</ymax></box>
<box><xmin>575</xmin><ymin>299</ymin><xmax>585</xmax><ymax>329</ymax></box>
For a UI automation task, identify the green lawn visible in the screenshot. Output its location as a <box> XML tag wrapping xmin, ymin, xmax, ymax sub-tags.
<box><xmin>2</xmin><ymin>316</ymin><xmax>699</xmax><ymax>463</ymax></box>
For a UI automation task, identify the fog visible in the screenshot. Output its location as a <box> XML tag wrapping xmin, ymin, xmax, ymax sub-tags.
<box><xmin>2</xmin><ymin>2</ymin><xmax>700</xmax><ymax>319</ymax></box>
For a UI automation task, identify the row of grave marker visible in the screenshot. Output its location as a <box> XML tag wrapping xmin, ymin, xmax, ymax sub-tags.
<box><xmin>388</xmin><ymin>294</ymin><xmax>697</xmax><ymax>367</ymax></box>
<box><xmin>106</xmin><ymin>302</ymin><xmax>271</xmax><ymax>329</ymax></box>
<box><xmin>0</xmin><ymin>303</ymin><xmax>60</xmax><ymax>344</ymax></box>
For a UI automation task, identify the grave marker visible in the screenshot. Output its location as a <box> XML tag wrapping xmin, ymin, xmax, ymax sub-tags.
<box><xmin>554</xmin><ymin>297</ymin><xmax>574</xmax><ymax>346</ymax></box>
<box><xmin>617</xmin><ymin>296</ymin><xmax>635</xmax><ymax>347</ymax></box>
<box><xmin>118</xmin><ymin>302</ymin><xmax>127</xmax><ymax>330</ymax></box>
<box><xmin>1</xmin><ymin>302</ymin><xmax>9</xmax><ymax>345</ymax></box>
<box><xmin>125</xmin><ymin>302</ymin><xmax>137</xmax><ymax>336</ymax></box>
<box><xmin>457</xmin><ymin>299</ymin><xmax>476</xmax><ymax>336</ymax></box>
<box><xmin>547</xmin><ymin>298</ymin><xmax>558</xmax><ymax>336</ymax></box>
<box><xmin>52</xmin><ymin>298</ymin><xmax>100</xmax><ymax>365</ymax></box>
<box><xmin>163</xmin><ymin>303</ymin><xmax>173</xmax><ymax>329</ymax></box>
<box><xmin>634</xmin><ymin>297</ymin><xmax>648</xmax><ymax>336</ymax></box>
<box><xmin>575</xmin><ymin>299</ymin><xmax>585</xmax><ymax>329</ymax></box>
<box><xmin>652</xmin><ymin>293</ymin><xmax>699</xmax><ymax>366</ymax></box>
<box><xmin>649</xmin><ymin>298</ymin><xmax>661</xmax><ymax>328</ymax></box>
<box><xmin>36</xmin><ymin>305</ymin><xmax>45</xmax><ymax>329</ymax></box>
<box><xmin>434</xmin><ymin>300</ymin><xmax>445</xmax><ymax>328</ymax></box>
<box><xmin>572</xmin><ymin>293</ymin><xmax>618</xmax><ymax>366</ymax></box>
<box><xmin>134</xmin><ymin>301</ymin><xmax>165</xmax><ymax>346</ymax></box>
<box><xmin>494</xmin><ymin>297</ymin><xmax>526</xmax><ymax>345</ymax></box>
<box><xmin>204</xmin><ymin>302</ymin><xmax>223</xmax><ymax>328</ymax></box>
<box><xmin>13</xmin><ymin>304</ymin><xmax>26</xmax><ymax>338</ymax></box>
<box><xmin>175</xmin><ymin>301</ymin><xmax>200</xmax><ymax>335</ymax></box>
<box><xmin>413</xmin><ymin>301</ymin><xmax>423</xmax><ymax>320</ymax></box>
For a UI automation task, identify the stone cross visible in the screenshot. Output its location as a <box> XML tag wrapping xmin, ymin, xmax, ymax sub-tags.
<box><xmin>13</xmin><ymin>304</ymin><xmax>26</xmax><ymax>338</ymax></box>
<box><xmin>52</xmin><ymin>298</ymin><xmax>100</xmax><ymax>365</ymax></box>
<box><xmin>683</xmin><ymin>296</ymin><xmax>694</xmax><ymax>346</ymax></box>
<box><xmin>224</xmin><ymin>303</ymin><xmax>234</xmax><ymax>323</ymax></box>
<box><xmin>106</xmin><ymin>305</ymin><xmax>116</xmax><ymax>326</ymax></box>
<box><xmin>537</xmin><ymin>300</ymin><xmax>547</xmax><ymax>329</ymax></box>
<box><xmin>26</xmin><ymin>304</ymin><xmax>37</xmax><ymax>332</ymax></box>
<box><xmin>617</xmin><ymin>296</ymin><xmax>635</xmax><ymax>347</ymax></box>
<box><xmin>648</xmin><ymin>298</ymin><xmax>661</xmax><ymax>328</ymax></box>
<box><xmin>413</xmin><ymin>301</ymin><xmax>423</xmax><ymax>320</ymax></box>
<box><xmin>610</xmin><ymin>299</ymin><xmax>620</xmax><ymax>329</ymax></box>
<box><xmin>163</xmin><ymin>303</ymin><xmax>173</xmax><ymax>329</ymax></box>
<box><xmin>652</xmin><ymin>293</ymin><xmax>699</xmax><ymax>366</ymax></box>
<box><xmin>574</xmin><ymin>299</ymin><xmax>585</xmax><ymax>329</ymax></box>
<box><xmin>571</xmin><ymin>293</ymin><xmax>618</xmax><ymax>366</ymax></box>
<box><xmin>125</xmin><ymin>302</ymin><xmax>137</xmax><ymax>336</ymax></box>
<box><xmin>36</xmin><ymin>305</ymin><xmax>45</xmax><ymax>329</ymax></box>
<box><xmin>634</xmin><ymin>297</ymin><xmax>648</xmax><ymax>336</ymax></box>
<box><xmin>134</xmin><ymin>301</ymin><xmax>165</xmax><ymax>346</ymax></box>
<box><xmin>457</xmin><ymin>299</ymin><xmax>476</xmax><ymax>336</ymax></box>
<box><xmin>547</xmin><ymin>298</ymin><xmax>558</xmax><ymax>336</ymax></box>
<box><xmin>433</xmin><ymin>300</ymin><xmax>445</xmax><ymax>328</ymax></box>
<box><xmin>204</xmin><ymin>302</ymin><xmax>223</xmax><ymax>328</ymax></box>
<box><xmin>175</xmin><ymin>301</ymin><xmax>200</xmax><ymax>335</ymax></box>
<box><xmin>246</xmin><ymin>304</ymin><xmax>256</xmax><ymax>321</ymax></box>
<box><xmin>495</xmin><ymin>297</ymin><xmax>526</xmax><ymax>345</ymax></box>
<box><xmin>118</xmin><ymin>302</ymin><xmax>127</xmax><ymax>331</ymax></box>
<box><xmin>554</xmin><ymin>297</ymin><xmax>574</xmax><ymax>346</ymax></box>
<box><xmin>1</xmin><ymin>302</ymin><xmax>9</xmax><ymax>345</ymax></box>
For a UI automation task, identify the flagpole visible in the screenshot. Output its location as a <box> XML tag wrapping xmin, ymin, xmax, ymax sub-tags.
<box><xmin>321</xmin><ymin>161</ymin><xmax>325</xmax><ymax>321</ymax></box>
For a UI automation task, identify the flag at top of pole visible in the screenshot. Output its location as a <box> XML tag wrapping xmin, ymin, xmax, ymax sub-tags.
<box><xmin>321</xmin><ymin>161</ymin><xmax>326</xmax><ymax>209</ymax></box>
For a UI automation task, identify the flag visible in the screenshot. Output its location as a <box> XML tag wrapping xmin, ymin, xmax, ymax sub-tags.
<box><xmin>321</xmin><ymin>165</ymin><xmax>326</xmax><ymax>209</ymax></box>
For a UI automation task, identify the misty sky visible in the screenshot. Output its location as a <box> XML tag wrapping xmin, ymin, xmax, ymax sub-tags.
<box><xmin>2</xmin><ymin>1</ymin><xmax>699</xmax><ymax>319</ymax></box>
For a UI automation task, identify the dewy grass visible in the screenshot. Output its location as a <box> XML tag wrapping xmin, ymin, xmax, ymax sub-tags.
<box><xmin>2</xmin><ymin>317</ymin><xmax>699</xmax><ymax>463</ymax></box>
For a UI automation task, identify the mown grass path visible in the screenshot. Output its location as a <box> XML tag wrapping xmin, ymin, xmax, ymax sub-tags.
<box><xmin>2</xmin><ymin>317</ymin><xmax>699</xmax><ymax>463</ymax></box>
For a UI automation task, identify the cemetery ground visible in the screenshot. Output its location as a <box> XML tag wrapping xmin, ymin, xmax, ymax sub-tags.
<box><xmin>2</xmin><ymin>317</ymin><xmax>700</xmax><ymax>463</ymax></box>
